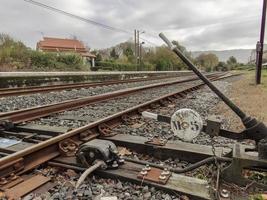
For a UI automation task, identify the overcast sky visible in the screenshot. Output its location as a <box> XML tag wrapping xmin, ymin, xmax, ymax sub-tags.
<box><xmin>0</xmin><ymin>0</ymin><xmax>263</xmax><ymax>51</ymax></box>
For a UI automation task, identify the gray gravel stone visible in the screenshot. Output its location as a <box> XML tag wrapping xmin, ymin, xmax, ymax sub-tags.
<box><xmin>113</xmin><ymin>79</ymin><xmax>238</xmax><ymax>147</ymax></box>
<box><xmin>30</xmin><ymin>80</ymin><xmax>202</xmax><ymax>130</ymax></box>
<box><xmin>0</xmin><ymin>77</ymin><xmax>184</xmax><ymax>112</ymax></box>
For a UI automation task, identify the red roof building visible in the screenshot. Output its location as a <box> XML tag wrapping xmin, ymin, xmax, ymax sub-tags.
<box><xmin>36</xmin><ymin>37</ymin><xmax>96</xmax><ymax>67</ymax></box>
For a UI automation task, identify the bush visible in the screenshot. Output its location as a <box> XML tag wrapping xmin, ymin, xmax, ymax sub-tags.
<box><xmin>96</xmin><ymin>61</ymin><xmax>153</xmax><ymax>71</ymax></box>
<box><xmin>0</xmin><ymin>33</ymin><xmax>29</xmax><ymax>65</ymax></box>
<box><xmin>30</xmin><ymin>51</ymin><xmax>86</xmax><ymax>71</ymax></box>
<box><xmin>30</xmin><ymin>51</ymin><xmax>57</xmax><ymax>69</ymax></box>
<box><xmin>0</xmin><ymin>33</ymin><xmax>89</xmax><ymax>71</ymax></box>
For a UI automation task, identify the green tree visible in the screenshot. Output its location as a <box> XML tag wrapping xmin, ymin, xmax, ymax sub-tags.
<box><xmin>144</xmin><ymin>46</ymin><xmax>186</xmax><ymax>71</ymax></box>
<box><xmin>227</xmin><ymin>56</ymin><xmax>237</xmax><ymax>65</ymax></box>
<box><xmin>226</xmin><ymin>56</ymin><xmax>238</xmax><ymax>70</ymax></box>
<box><xmin>0</xmin><ymin>33</ymin><xmax>29</xmax><ymax>64</ymax></box>
<box><xmin>123</xmin><ymin>46</ymin><xmax>133</xmax><ymax>57</ymax></box>
<box><xmin>172</xmin><ymin>40</ymin><xmax>194</xmax><ymax>66</ymax></box>
<box><xmin>110</xmin><ymin>48</ymin><xmax>118</xmax><ymax>59</ymax></box>
<box><xmin>195</xmin><ymin>53</ymin><xmax>219</xmax><ymax>71</ymax></box>
<box><xmin>123</xmin><ymin>45</ymin><xmax>134</xmax><ymax>63</ymax></box>
<box><xmin>96</xmin><ymin>53</ymin><xmax>102</xmax><ymax>62</ymax></box>
<box><xmin>215</xmin><ymin>61</ymin><xmax>228</xmax><ymax>71</ymax></box>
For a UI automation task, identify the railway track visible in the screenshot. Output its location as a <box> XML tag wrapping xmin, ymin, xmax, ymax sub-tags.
<box><xmin>0</xmin><ymin>73</ymin><xmax>240</xmax><ymax>200</ymax></box>
<box><xmin>0</xmin><ymin>73</ymin><xmax>196</xmax><ymax>98</ymax></box>
<box><xmin>0</xmin><ymin>74</ymin><xmax>217</xmax><ymax>113</ymax></box>
<box><xmin>0</xmin><ymin>73</ymin><xmax>222</xmax><ymax>124</ymax></box>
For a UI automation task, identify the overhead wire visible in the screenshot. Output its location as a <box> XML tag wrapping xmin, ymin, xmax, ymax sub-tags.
<box><xmin>24</xmin><ymin>0</ymin><xmax>158</xmax><ymax>46</ymax></box>
<box><xmin>24</xmin><ymin>0</ymin><xmax>263</xmax><ymax>48</ymax></box>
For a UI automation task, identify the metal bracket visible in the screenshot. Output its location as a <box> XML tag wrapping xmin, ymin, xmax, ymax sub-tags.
<box><xmin>121</xmin><ymin>115</ymin><xmax>131</xmax><ymax>123</ymax></box>
<box><xmin>59</xmin><ymin>139</ymin><xmax>78</xmax><ymax>157</ymax></box>
<box><xmin>137</xmin><ymin>167</ymin><xmax>172</xmax><ymax>185</ymax></box>
<box><xmin>98</xmin><ymin>123</ymin><xmax>116</xmax><ymax>137</ymax></box>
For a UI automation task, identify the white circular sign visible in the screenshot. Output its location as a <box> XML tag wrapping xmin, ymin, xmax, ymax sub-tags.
<box><xmin>170</xmin><ymin>108</ymin><xmax>203</xmax><ymax>142</ymax></box>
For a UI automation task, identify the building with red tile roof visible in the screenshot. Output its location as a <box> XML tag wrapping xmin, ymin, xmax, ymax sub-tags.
<box><xmin>37</xmin><ymin>37</ymin><xmax>96</xmax><ymax>67</ymax></box>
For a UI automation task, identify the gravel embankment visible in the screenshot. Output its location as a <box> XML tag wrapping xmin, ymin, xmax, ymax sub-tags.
<box><xmin>0</xmin><ymin>77</ymin><xmax>187</xmax><ymax>112</ymax></box>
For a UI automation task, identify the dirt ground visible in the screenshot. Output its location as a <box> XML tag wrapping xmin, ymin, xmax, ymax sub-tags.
<box><xmin>212</xmin><ymin>70</ymin><xmax>267</xmax><ymax>132</ymax></box>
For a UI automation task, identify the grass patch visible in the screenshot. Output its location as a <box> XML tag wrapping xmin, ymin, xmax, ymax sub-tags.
<box><xmin>236</xmin><ymin>69</ymin><xmax>267</xmax><ymax>90</ymax></box>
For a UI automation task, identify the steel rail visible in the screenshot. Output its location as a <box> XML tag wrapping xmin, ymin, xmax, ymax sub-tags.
<box><xmin>0</xmin><ymin>73</ymin><xmax>236</xmax><ymax>169</ymax></box>
<box><xmin>0</xmin><ymin>73</ymin><xmax>222</xmax><ymax>124</ymax></box>
<box><xmin>0</xmin><ymin>74</ymin><xmax>192</xmax><ymax>97</ymax></box>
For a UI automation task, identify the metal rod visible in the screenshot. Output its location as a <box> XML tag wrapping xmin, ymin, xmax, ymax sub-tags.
<box><xmin>256</xmin><ymin>0</ymin><xmax>267</xmax><ymax>85</ymax></box>
<box><xmin>124</xmin><ymin>157</ymin><xmax>232</xmax><ymax>174</ymax></box>
<box><xmin>159</xmin><ymin>33</ymin><xmax>247</xmax><ymax>121</ymax></box>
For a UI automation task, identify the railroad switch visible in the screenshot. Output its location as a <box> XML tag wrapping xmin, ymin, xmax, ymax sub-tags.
<box><xmin>76</xmin><ymin>139</ymin><xmax>124</xmax><ymax>169</ymax></box>
<box><xmin>152</xmin><ymin>32</ymin><xmax>267</xmax><ymax>193</ymax></box>
<box><xmin>75</xmin><ymin>139</ymin><xmax>125</xmax><ymax>189</ymax></box>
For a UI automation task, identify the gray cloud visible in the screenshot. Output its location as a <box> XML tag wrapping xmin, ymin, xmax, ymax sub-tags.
<box><xmin>0</xmin><ymin>0</ymin><xmax>262</xmax><ymax>51</ymax></box>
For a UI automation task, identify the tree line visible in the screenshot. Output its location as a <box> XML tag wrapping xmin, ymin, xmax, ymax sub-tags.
<box><xmin>94</xmin><ymin>41</ymin><xmax>249</xmax><ymax>71</ymax></box>
<box><xmin>0</xmin><ymin>33</ymin><xmax>251</xmax><ymax>72</ymax></box>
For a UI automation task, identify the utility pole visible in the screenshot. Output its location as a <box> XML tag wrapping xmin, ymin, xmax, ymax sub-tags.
<box><xmin>256</xmin><ymin>0</ymin><xmax>267</xmax><ymax>85</ymax></box>
<box><xmin>134</xmin><ymin>30</ymin><xmax>145</xmax><ymax>71</ymax></box>
<box><xmin>134</xmin><ymin>30</ymin><xmax>137</xmax><ymax>70</ymax></box>
<box><xmin>139</xmin><ymin>42</ymin><xmax>145</xmax><ymax>71</ymax></box>
<box><xmin>137</xmin><ymin>30</ymin><xmax>140</xmax><ymax>70</ymax></box>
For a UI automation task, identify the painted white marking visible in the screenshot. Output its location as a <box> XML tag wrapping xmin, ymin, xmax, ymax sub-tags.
<box><xmin>171</xmin><ymin>109</ymin><xmax>203</xmax><ymax>142</ymax></box>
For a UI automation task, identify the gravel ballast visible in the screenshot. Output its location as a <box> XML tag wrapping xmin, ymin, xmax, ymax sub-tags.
<box><xmin>19</xmin><ymin>76</ymin><xmax>244</xmax><ymax>200</ymax></box>
<box><xmin>30</xmin><ymin>80</ymin><xmax>203</xmax><ymax>129</ymax></box>
<box><xmin>0</xmin><ymin>77</ymin><xmax>191</xmax><ymax>113</ymax></box>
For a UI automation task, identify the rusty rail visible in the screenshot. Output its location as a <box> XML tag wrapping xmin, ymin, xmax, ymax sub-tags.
<box><xmin>0</xmin><ymin>73</ymin><xmax>235</xmax><ymax>170</ymax></box>
<box><xmin>0</xmin><ymin>73</ymin><xmax>222</xmax><ymax>124</ymax></box>
<box><xmin>0</xmin><ymin>74</ymin><xmax>196</xmax><ymax>97</ymax></box>
<box><xmin>0</xmin><ymin>73</ymin><xmax>240</xmax><ymax>200</ymax></box>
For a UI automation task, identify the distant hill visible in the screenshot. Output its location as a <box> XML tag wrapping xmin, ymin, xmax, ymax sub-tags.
<box><xmin>191</xmin><ymin>49</ymin><xmax>253</xmax><ymax>64</ymax></box>
<box><xmin>98</xmin><ymin>39</ymin><xmax>254</xmax><ymax>64</ymax></box>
